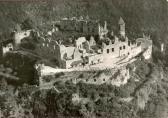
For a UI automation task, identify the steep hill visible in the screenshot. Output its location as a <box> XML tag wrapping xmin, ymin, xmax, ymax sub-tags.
<box><xmin>1</xmin><ymin>1</ymin><xmax>168</xmax><ymax>118</ymax></box>
<box><xmin>0</xmin><ymin>0</ymin><xmax>168</xmax><ymax>39</ymax></box>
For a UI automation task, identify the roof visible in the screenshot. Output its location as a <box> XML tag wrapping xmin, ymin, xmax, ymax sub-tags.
<box><xmin>118</xmin><ymin>17</ymin><xmax>125</xmax><ymax>25</ymax></box>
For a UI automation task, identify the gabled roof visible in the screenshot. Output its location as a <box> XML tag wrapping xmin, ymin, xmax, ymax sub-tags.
<box><xmin>118</xmin><ymin>17</ymin><xmax>125</xmax><ymax>25</ymax></box>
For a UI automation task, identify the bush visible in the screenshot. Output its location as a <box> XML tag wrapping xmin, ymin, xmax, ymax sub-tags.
<box><xmin>78</xmin><ymin>73</ymin><xmax>84</xmax><ymax>78</ymax></box>
<box><xmin>55</xmin><ymin>72</ymin><xmax>65</xmax><ymax>78</ymax></box>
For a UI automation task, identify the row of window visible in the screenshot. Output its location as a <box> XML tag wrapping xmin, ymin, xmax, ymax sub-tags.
<box><xmin>107</xmin><ymin>48</ymin><xmax>114</xmax><ymax>53</ymax></box>
<box><xmin>106</xmin><ymin>45</ymin><xmax>126</xmax><ymax>53</ymax></box>
<box><xmin>120</xmin><ymin>45</ymin><xmax>126</xmax><ymax>50</ymax></box>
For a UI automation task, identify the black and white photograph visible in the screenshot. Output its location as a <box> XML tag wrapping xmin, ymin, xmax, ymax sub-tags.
<box><xmin>0</xmin><ymin>0</ymin><xmax>168</xmax><ymax>117</ymax></box>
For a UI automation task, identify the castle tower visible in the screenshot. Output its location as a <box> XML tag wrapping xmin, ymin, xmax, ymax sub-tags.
<box><xmin>161</xmin><ymin>43</ymin><xmax>164</xmax><ymax>52</ymax></box>
<box><xmin>98</xmin><ymin>23</ymin><xmax>101</xmax><ymax>35</ymax></box>
<box><xmin>118</xmin><ymin>17</ymin><xmax>125</xmax><ymax>37</ymax></box>
<box><xmin>104</xmin><ymin>21</ymin><xmax>107</xmax><ymax>31</ymax></box>
<box><xmin>98</xmin><ymin>23</ymin><xmax>103</xmax><ymax>39</ymax></box>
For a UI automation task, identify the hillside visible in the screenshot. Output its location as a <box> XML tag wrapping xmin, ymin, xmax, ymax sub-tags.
<box><xmin>1</xmin><ymin>58</ymin><xmax>168</xmax><ymax>118</ymax></box>
<box><xmin>0</xmin><ymin>1</ymin><xmax>168</xmax><ymax>118</ymax></box>
<box><xmin>0</xmin><ymin>0</ymin><xmax>168</xmax><ymax>39</ymax></box>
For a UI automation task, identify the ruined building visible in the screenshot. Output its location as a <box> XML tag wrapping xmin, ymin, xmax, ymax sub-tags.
<box><xmin>56</xmin><ymin>16</ymin><xmax>99</xmax><ymax>35</ymax></box>
<box><xmin>36</xmin><ymin>17</ymin><xmax>152</xmax><ymax>69</ymax></box>
<box><xmin>0</xmin><ymin>17</ymin><xmax>152</xmax><ymax>70</ymax></box>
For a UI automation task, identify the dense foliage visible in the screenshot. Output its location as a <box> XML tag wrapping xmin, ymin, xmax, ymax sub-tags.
<box><xmin>0</xmin><ymin>58</ymin><xmax>168</xmax><ymax>118</ymax></box>
<box><xmin>0</xmin><ymin>0</ymin><xmax>168</xmax><ymax>37</ymax></box>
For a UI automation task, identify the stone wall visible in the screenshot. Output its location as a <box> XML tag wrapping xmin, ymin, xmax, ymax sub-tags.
<box><xmin>129</xmin><ymin>46</ymin><xmax>142</xmax><ymax>58</ymax></box>
<box><xmin>88</xmin><ymin>54</ymin><xmax>103</xmax><ymax>65</ymax></box>
<box><xmin>36</xmin><ymin>37</ymin><xmax>59</xmax><ymax>56</ymax></box>
<box><xmin>102</xmin><ymin>38</ymin><xmax>137</xmax><ymax>59</ymax></box>
<box><xmin>111</xmin><ymin>67</ymin><xmax>130</xmax><ymax>86</ymax></box>
<box><xmin>13</xmin><ymin>30</ymin><xmax>31</xmax><ymax>45</ymax></box>
<box><xmin>143</xmin><ymin>45</ymin><xmax>152</xmax><ymax>60</ymax></box>
<box><xmin>2</xmin><ymin>43</ymin><xmax>13</xmax><ymax>56</ymax></box>
<box><xmin>35</xmin><ymin>32</ymin><xmax>152</xmax><ymax>69</ymax></box>
<box><xmin>58</xmin><ymin>19</ymin><xmax>98</xmax><ymax>35</ymax></box>
<box><xmin>79</xmin><ymin>67</ymin><xmax>130</xmax><ymax>86</ymax></box>
<box><xmin>137</xmin><ymin>37</ymin><xmax>153</xmax><ymax>59</ymax></box>
<box><xmin>37</xmin><ymin>36</ymin><xmax>86</xmax><ymax>68</ymax></box>
<box><xmin>75</xmin><ymin>37</ymin><xmax>86</xmax><ymax>49</ymax></box>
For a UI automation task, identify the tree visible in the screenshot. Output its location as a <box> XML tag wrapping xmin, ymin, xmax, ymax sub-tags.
<box><xmin>20</xmin><ymin>38</ymin><xmax>36</xmax><ymax>50</ymax></box>
<box><xmin>21</xmin><ymin>18</ymin><xmax>34</xmax><ymax>30</ymax></box>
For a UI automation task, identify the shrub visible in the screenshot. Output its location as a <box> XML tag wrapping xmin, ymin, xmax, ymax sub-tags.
<box><xmin>55</xmin><ymin>72</ymin><xmax>65</xmax><ymax>78</ymax></box>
